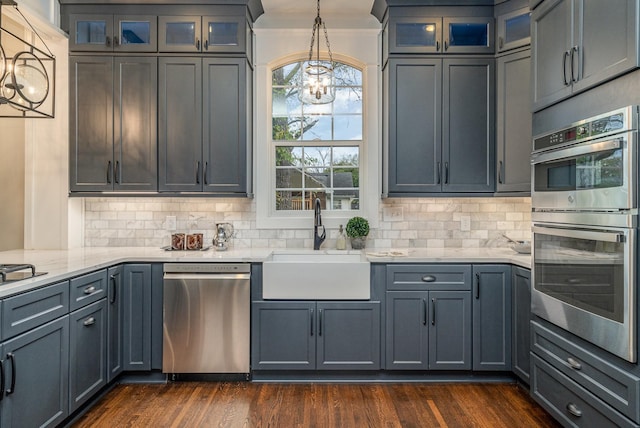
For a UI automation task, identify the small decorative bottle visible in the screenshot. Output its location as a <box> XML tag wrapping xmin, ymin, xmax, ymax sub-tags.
<box><xmin>336</xmin><ymin>225</ymin><xmax>347</xmax><ymax>250</ymax></box>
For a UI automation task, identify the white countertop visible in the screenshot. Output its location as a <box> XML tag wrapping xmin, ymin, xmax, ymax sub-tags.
<box><xmin>0</xmin><ymin>246</ymin><xmax>531</xmax><ymax>298</ymax></box>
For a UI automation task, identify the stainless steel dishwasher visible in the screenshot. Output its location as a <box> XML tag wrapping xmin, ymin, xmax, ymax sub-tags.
<box><xmin>162</xmin><ymin>263</ymin><xmax>250</xmax><ymax>375</ymax></box>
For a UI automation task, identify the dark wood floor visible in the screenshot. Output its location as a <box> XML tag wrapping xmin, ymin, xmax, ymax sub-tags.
<box><xmin>73</xmin><ymin>381</ymin><xmax>560</xmax><ymax>427</ymax></box>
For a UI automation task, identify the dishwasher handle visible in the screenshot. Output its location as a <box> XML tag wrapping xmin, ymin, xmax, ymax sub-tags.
<box><xmin>163</xmin><ymin>273</ymin><xmax>251</xmax><ymax>281</ymax></box>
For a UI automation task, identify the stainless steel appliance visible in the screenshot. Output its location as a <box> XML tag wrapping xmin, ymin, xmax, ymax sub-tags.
<box><xmin>531</xmin><ymin>106</ymin><xmax>639</xmax><ymax>363</ymax></box>
<box><xmin>0</xmin><ymin>264</ymin><xmax>47</xmax><ymax>284</ymax></box>
<box><xmin>162</xmin><ymin>263</ymin><xmax>250</xmax><ymax>375</ymax></box>
<box><xmin>531</xmin><ymin>105</ymin><xmax>637</xmax><ymax>212</ymax></box>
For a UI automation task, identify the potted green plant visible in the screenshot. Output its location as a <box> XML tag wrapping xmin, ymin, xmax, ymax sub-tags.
<box><xmin>345</xmin><ymin>216</ymin><xmax>370</xmax><ymax>249</ymax></box>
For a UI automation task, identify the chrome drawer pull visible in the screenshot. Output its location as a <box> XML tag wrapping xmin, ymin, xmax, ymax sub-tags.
<box><xmin>83</xmin><ymin>317</ymin><xmax>96</xmax><ymax>327</ymax></box>
<box><xmin>567</xmin><ymin>357</ymin><xmax>582</xmax><ymax>370</ymax></box>
<box><xmin>83</xmin><ymin>286</ymin><xmax>96</xmax><ymax>295</ymax></box>
<box><xmin>422</xmin><ymin>275</ymin><xmax>436</xmax><ymax>282</ymax></box>
<box><xmin>566</xmin><ymin>403</ymin><xmax>582</xmax><ymax>417</ymax></box>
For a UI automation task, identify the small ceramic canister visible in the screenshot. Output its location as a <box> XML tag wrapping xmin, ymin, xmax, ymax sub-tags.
<box><xmin>187</xmin><ymin>233</ymin><xmax>203</xmax><ymax>250</ymax></box>
<box><xmin>171</xmin><ymin>233</ymin><xmax>185</xmax><ymax>250</ymax></box>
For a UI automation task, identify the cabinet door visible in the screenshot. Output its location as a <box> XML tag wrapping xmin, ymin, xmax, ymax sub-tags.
<box><xmin>531</xmin><ymin>0</ymin><xmax>574</xmax><ymax>110</ymax></box>
<box><xmin>69</xmin><ymin>300</ymin><xmax>107</xmax><ymax>413</ymax></box>
<box><xmin>114</xmin><ymin>15</ymin><xmax>157</xmax><ymax>52</ymax></box>
<box><xmin>1</xmin><ymin>317</ymin><xmax>69</xmax><ymax>428</ymax></box>
<box><xmin>387</xmin><ymin>59</ymin><xmax>442</xmax><ymax>194</ymax></box>
<box><xmin>107</xmin><ymin>265</ymin><xmax>123</xmax><ymax>382</ymax></box>
<box><xmin>203</xmin><ymin>58</ymin><xmax>247</xmax><ymax>193</ymax></box>
<box><xmin>122</xmin><ymin>264</ymin><xmax>152</xmax><ymax>370</ymax></box>
<box><xmin>158</xmin><ymin>57</ymin><xmax>203</xmax><ymax>192</ymax></box>
<box><xmin>512</xmin><ymin>267</ymin><xmax>531</xmax><ymax>383</ymax></box>
<box><xmin>574</xmin><ymin>0</ymin><xmax>639</xmax><ymax>94</ymax></box>
<box><xmin>114</xmin><ymin>57</ymin><xmax>158</xmax><ymax>191</ymax></box>
<box><xmin>69</xmin><ymin>56</ymin><xmax>114</xmax><ymax>192</ymax></box>
<box><xmin>472</xmin><ymin>265</ymin><xmax>512</xmax><ymax>371</ymax></box>
<box><xmin>429</xmin><ymin>290</ymin><xmax>471</xmax><ymax>370</ymax></box>
<box><xmin>443</xmin><ymin>58</ymin><xmax>495</xmax><ymax>193</ymax></box>
<box><xmin>497</xmin><ymin>7</ymin><xmax>531</xmax><ymax>53</ymax></box>
<box><xmin>317</xmin><ymin>302</ymin><xmax>380</xmax><ymax>370</ymax></box>
<box><xmin>443</xmin><ymin>17</ymin><xmax>494</xmax><ymax>54</ymax></box>
<box><xmin>251</xmin><ymin>302</ymin><xmax>316</xmax><ymax>370</ymax></box>
<box><xmin>203</xmin><ymin>15</ymin><xmax>246</xmax><ymax>53</ymax></box>
<box><xmin>386</xmin><ymin>291</ymin><xmax>429</xmax><ymax>370</ymax></box>
<box><xmin>389</xmin><ymin>17</ymin><xmax>443</xmax><ymax>54</ymax></box>
<box><xmin>159</xmin><ymin>16</ymin><xmax>202</xmax><ymax>52</ymax></box>
<box><xmin>496</xmin><ymin>49</ymin><xmax>532</xmax><ymax>193</ymax></box>
<box><xmin>69</xmin><ymin>14</ymin><xmax>114</xmax><ymax>52</ymax></box>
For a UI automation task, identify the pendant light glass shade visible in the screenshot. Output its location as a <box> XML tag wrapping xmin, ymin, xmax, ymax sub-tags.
<box><xmin>298</xmin><ymin>0</ymin><xmax>335</xmax><ymax>105</ymax></box>
<box><xmin>0</xmin><ymin>0</ymin><xmax>55</xmax><ymax>118</ymax></box>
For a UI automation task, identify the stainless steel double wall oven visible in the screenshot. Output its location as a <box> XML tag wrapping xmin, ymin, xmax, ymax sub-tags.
<box><xmin>531</xmin><ymin>105</ymin><xmax>639</xmax><ymax>363</ymax></box>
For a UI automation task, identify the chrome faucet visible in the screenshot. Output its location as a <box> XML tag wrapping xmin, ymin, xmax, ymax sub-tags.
<box><xmin>313</xmin><ymin>198</ymin><xmax>326</xmax><ymax>250</ymax></box>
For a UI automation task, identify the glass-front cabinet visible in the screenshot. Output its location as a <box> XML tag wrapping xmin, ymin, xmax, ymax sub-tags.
<box><xmin>70</xmin><ymin>14</ymin><xmax>157</xmax><ymax>52</ymax></box>
<box><xmin>497</xmin><ymin>7</ymin><xmax>531</xmax><ymax>53</ymax></box>
<box><xmin>389</xmin><ymin>16</ymin><xmax>493</xmax><ymax>54</ymax></box>
<box><xmin>159</xmin><ymin>15</ymin><xmax>246</xmax><ymax>53</ymax></box>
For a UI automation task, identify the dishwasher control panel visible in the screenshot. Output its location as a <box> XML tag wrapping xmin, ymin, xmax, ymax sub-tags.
<box><xmin>163</xmin><ymin>263</ymin><xmax>250</xmax><ymax>274</ymax></box>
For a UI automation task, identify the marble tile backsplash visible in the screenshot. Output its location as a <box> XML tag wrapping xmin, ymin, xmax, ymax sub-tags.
<box><xmin>84</xmin><ymin>197</ymin><xmax>531</xmax><ymax>249</ymax></box>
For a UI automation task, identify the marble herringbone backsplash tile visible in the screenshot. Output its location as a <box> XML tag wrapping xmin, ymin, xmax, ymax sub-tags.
<box><xmin>84</xmin><ymin>197</ymin><xmax>531</xmax><ymax>249</ymax></box>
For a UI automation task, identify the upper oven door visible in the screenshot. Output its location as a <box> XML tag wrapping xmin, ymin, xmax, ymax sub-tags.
<box><xmin>531</xmin><ymin>132</ymin><xmax>636</xmax><ymax>211</ymax></box>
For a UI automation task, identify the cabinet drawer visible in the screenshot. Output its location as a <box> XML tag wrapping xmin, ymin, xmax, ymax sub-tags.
<box><xmin>386</xmin><ymin>265</ymin><xmax>471</xmax><ymax>291</ymax></box>
<box><xmin>532</xmin><ymin>320</ymin><xmax>640</xmax><ymax>422</ymax></box>
<box><xmin>2</xmin><ymin>281</ymin><xmax>70</xmax><ymax>340</ymax></box>
<box><xmin>531</xmin><ymin>354</ymin><xmax>639</xmax><ymax>428</ymax></box>
<box><xmin>70</xmin><ymin>270</ymin><xmax>107</xmax><ymax>311</ymax></box>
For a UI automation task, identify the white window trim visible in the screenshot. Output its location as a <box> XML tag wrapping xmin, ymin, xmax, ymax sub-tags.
<box><xmin>255</xmin><ymin>36</ymin><xmax>381</xmax><ymax>230</ymax></box>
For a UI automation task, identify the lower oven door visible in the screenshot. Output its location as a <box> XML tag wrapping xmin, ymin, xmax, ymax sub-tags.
<box><xmin>532</xmin><ymin>222</ymin><xmax>636</xmax><ymax>362</ymax></box>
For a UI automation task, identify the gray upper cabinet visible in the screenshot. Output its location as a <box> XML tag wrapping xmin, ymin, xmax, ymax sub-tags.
<box><xmin>387</xmin><ymin>58</ymin><xmax>442</xmax><ymax>194</ymax></box>
<box><xmin>159</xmin><ymin>57</ymin><xmax>248</xmax><ymax>194</ymax></box>
<box><xmin>389</xmin><ymin>16</ymin><xmax>494</xmax><ymax>54</ymax></box>
<box><xmin>70</xmin><ymin>56</ymin><xmax>158</xmax><ymax>192</ymax></box>
<box><xmin>496</xmin><ymin>49</ymin><xmax>532</xmax><ymax>193</ymax></box>
<box><xmin>69</xmin><ymin>14</ymin><xmax>157</xmax><ymax>52</ymax></box>
<box><xmin>532</xmin><ymin>0</ymin><xmax>639</xmax><ymax>111</ymax></box>
<box><xmin>472</xmin><ymin>265</ymin><xmax>512</xmax><ymax>371</ymax></box>
<box><xmin>442</xmin><ymin>58</ymin><xmax>495</xmax><ymax>193</ymax></box>
<box><xmin>496</xmin><ymin>7</ymin><xmax>530</xmax><ymax>53</ymax></box>
<box><xmin>159</xmin><ymin>14</ymin><xmax>246</xmax><ymax>54</ymax></box>
<box><xmin>386</xmin><ymin>57</ymin><xmax>495</xmax><ymax>195</ymax></box>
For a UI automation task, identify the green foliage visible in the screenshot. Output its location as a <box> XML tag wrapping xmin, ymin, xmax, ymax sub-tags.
<box><xmin>345</xmin><ymin>216</ymin><xmax>369</xmax><ymax>238</ymax></box>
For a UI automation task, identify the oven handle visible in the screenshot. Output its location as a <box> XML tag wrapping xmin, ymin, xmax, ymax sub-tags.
<box><xmin>531</xmin><ymin>138</ymin><xmax>621</xmax><ymax>165</ymax></box>
<box><xmin>532</xmin><ymin>225</ymin><xmax>626</xmax><ymax>243</ymax></box>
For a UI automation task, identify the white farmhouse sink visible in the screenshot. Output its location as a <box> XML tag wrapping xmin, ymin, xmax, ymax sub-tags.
<box><xmin>262</xmin><ymin>250</ymin><xmax>370</xmax><ymax>300</ymax></box>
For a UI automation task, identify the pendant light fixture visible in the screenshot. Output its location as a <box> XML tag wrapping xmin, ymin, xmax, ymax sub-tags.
<box><xmin>298</xmin><ymin>0</ymin><xmax>335</xmax><ymax>105</ymax></box>
<box><xmin>0</xmin><ymin>0</ymin><xmax>55</xmax><ymax>118</ymax></box>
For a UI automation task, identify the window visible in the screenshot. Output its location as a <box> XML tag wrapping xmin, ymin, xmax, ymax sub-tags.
<box><xmin>271</xmin><ymin>61</ymin><xmax>363</xmax><ymax>213</ymax></box>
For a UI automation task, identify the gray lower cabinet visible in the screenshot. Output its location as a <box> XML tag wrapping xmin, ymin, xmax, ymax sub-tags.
<box><xmin>0</xmin><ymin>317</ymin><xmax>70</xmax><ymax>428</ymax></box>
<box><xmin>69</xmin><ymin>299</ymin><xmax>107</xmax><ymax>413</ymax></box>
<box><xmin>386</xmin><ymin>58</ymin><xmax>494</xmax><ymax>196</ymax></box>
<box><xmin>252</xmin><ymin>301</ymin><xmax>381</xmax><ymax>371</ymax></box>
<box><xmin>496</xmin><ymin>49</ymin><xmax>531</xmax><ymax>193</ymax></box>
<box><xmin>158</xmin><ymin>57</ymin><xmax>248</xmax><ymax>194</ymax></box>
<box><xmin>69</xmin><ymin>56</ymin><xmax>157</xmax><ymax>192</ymax></box>
<box><xmin>531</xmin><ymin>320</ymin><xmax>640</xmax><ymax>425</ymax></box>
<box><xmin>107</xmin><ymin>265</ymin><xmax>124</xmax><ymax>382</ymax></box>
<box><xmin>123</xmin><ymin>264</ymin><xmax>152</xmax><ymax>370</ymax></box>
<box><xmin>386</xmin><ymin>290</ymin><xmax>471</xmax><ymax>370</ymax></box>
<box><xmin>472</xmin><ymin>265</ymin><xmax>512</xmax><ymax>371</ymax></box>
<box><xmin>512</xmin><ymin>266</ymin><xmax>531</xmax><ymax>383</ymax></box>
